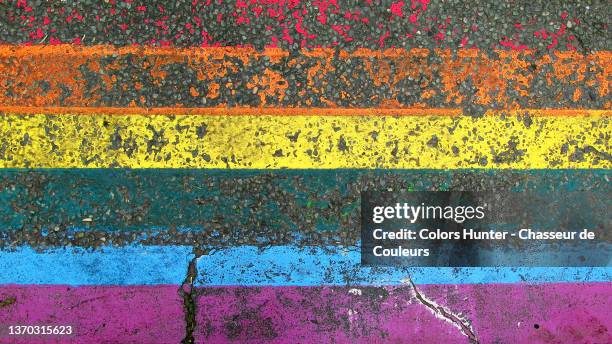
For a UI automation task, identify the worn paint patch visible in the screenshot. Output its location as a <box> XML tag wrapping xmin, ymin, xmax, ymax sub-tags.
<box><xmin>195</xmin><ymin>284</ymin><xmax>612</xmax><ymax>343</ymax></box>
<box><xmin>0</xmin><ymin>113</ymin><xmax>609</xmax><ymax>169</ymax></box>
<box><xmin>197</xmin><ymin>286</ymin><xmax>466</xmax><ymax>343</ymax></box>
<box><xmin>0</xmin><ymin>246</ymin><xmax>193</xmax><ymax>285</ymax></box>
<box><xmin>0</xmin><ymin>245</ymin><xmax>609</xmax><ymax>286</ymax></box>
<box><xmin>0</xmin><ymin>285</ymin><xmax>184</xmax><ymax>344</ymax></box>
<box><xmin>1</xmin><ymin>1</ymin><xmax>608</xmax><ymax>51</ymax></box>
<box><xmin>0</xmin><ymin>169</ymin><xmax>608</xmax><ymax>249</ymax></box>
<box><xmin>0</xmin><ymin>46</ymin><xmax>609</xmax><ymax>109</ymax></box>
<box><xmin>195</xmin><ymin>245</ymin><xmax>612</xmax><ymax>285</ymax></box>
<box><xmin>422</xmin><ymin>283</ymin><xmax>612</xmax><ymax>344</ymax></box>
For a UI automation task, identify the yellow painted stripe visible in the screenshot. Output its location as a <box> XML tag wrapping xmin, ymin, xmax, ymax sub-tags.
<box><xmin>0</xmin><ymin>112</ymin><xmax>608</xmax><ymax>169</ymax></box>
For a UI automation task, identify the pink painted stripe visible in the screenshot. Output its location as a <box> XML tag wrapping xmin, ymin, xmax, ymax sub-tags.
<box><xmin>196</xmin><ymin>283</ymin><xmax>612</xmax><ymax>344</ymax></box>
<box><xmin>0</xmin><ymin>285</ymin><xmax>184</xmax><ymax>344</ymax></box>
<box><xmin>1</xmin><ymin>283</ymin><xmax>609</xmax><ymax>343</ymax></box>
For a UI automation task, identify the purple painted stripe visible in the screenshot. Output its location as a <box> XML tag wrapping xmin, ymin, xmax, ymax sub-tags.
<box><xmin>196</xmin><ymin>283</ymin><xmax>612</xmax><ymax>344</ymax></box>
<box><xmin>0</xmin><ymin>285</ymin><xmax>184</xmax><ymax>344</ymax></box>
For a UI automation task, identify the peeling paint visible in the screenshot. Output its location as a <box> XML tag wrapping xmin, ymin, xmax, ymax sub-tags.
<box><xmin>405</xmin><ymin>277</ymin><xmax>478</xmax><ymax>343</ymax></box>
<box><xmin>0</xmin><ymin>46</ymin><xmax>609</xmax><ymax>109</ymax></box>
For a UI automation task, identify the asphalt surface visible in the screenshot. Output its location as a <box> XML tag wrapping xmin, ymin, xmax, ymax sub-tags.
<box><xmin>1</xmin><ymin>1</ymin><xmax>609</xmax><ymax>51</ymax></box>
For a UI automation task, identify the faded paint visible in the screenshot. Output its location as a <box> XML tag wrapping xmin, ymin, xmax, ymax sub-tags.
<box><xmin>0</xmin><ymin>46</ymin><xmax>609</xmax><ymax>109</ymax></box>
<box><xmin>0</xmin><ymin>286</ymin><xmax>184</xmax><ymax>344</ymax></box>
<box><xmin>195</xmin><ymin>284</ymin><xmax>612</xmax><ymax>343</ymax></box>
<box><xmin>0</xmin><ymin>170</ymin><xmax>607</xmax><ymax>247</ymax></box>
<box><xmin>196</xmin><ymin>245</ymin><xmax>612</xmax><ymax>286</ymax></box>
<box><xmin>0</xmin><ymin>246</ymin><xmax>192</xmax><ymax>285</ymax></box>
<box><xmin>0</xmin><ymin>245</ymin><xmax>609</xmax><ymax>286</ymax></box>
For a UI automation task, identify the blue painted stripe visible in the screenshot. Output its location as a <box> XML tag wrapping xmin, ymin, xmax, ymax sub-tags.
<box><xmin>1</xmin><ymin>245</ymin><xmax>609</xmax><ymax>286</ymax></box>
<box><xmin>195</xmin><ymin>246</ymin><xmax>612</xmax><ymax>286</ymax></box>
<box><xmin>0</xmin><ymin>246</ymin><xmax>193</xmax><ymax>285</ymax></box>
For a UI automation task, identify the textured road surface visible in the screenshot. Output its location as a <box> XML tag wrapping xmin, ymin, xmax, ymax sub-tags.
<box><xmin>0</xmin><ymin>1</ymin><xmax>610</xmax><ymax>343</ymax></box>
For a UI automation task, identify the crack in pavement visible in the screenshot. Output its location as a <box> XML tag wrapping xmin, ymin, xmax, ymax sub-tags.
<box><xmin>405</xmin><ymin>277</ymin><xmax>479</xmax><ymax>343</ymax></box>
<box><xmin>179</xmin><ymin>255</ymin><xmax>199</xmax><ymax>344</ymax></box>
<box><xmin>177</xmin><ymin>253</ymin><xmax>479</xmax><ymax>343</ymax></box>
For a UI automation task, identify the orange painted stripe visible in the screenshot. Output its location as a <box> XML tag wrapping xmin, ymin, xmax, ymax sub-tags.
<box><xmin>0</xmin><ymin>106</ymin><xmax>609</xmax><ymax>117</ymax></box>
<box><xmin>0</xmin><ymin>45</ymin><xmax>609</xmax><ymax>109</ymax></box>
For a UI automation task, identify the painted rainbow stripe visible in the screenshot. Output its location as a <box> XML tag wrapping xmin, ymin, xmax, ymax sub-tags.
<box><xmin>0</xmin><ymin>17</ymin><xmax>609</xmax><ymax>343</ymax></box>
<box><xmin>0</xmin><ymin>285</ymin><xmax>185</xmax><ymax>344</ymax></box>
<box><xmin>195</xmin><ymin>284</ymin><xmax>611</xmax><ymax>344</ymax></box>
<box><xmin>2</xmin><ymin>284</ymin><xmax>609</xmax><ymax>343</ymax></box>
<box><xmin>195</xmin><ymin>245</ymin><xmax>612</xmax><ymax>286</ymax></box>
<box><xmin>0</xmin><ymin>112</ymin><xmax>609</xmax><ymax>169</ymax></box>
<box><xmin>0</xmin><ymin>245</ymin><xmax>609</xmax><ymax>286</ymax></box>
<box><xmin>0</xmin><ymin>46</ymin><xmax>609</xmax><ymax>109</ymax></box>
<box><xmin>0</xmin><ymin>246</ymin><xmax>192</xmax><ymax>285</ymax></box>
<box><xmin>0</xmin><ymin>169</ymin><xmax>607</xmax><ymax>238</ymax></box>
<box><xmin>0</xmin><ymin>110</ymin><xmax>610</xmax><ymax>342</ymax></box>
<box><xmin>0</xmin><ymin>246</ymin><xmax>610</xmax><ymax>343</ymax></box>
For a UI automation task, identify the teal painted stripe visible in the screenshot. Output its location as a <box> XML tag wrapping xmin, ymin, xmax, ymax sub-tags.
<box><xmin>0</xmin><ymin>246</ymin><xmax>193</xmax><ymax>285</ymax></box>
<box><xmin>0</xmin><ymin>169</ymin><xmax>608</xmax><ymax>235</ymax></box>
<box><xmin>195</xmin><ymin>246</ymin><xmax>612</xmax><ymax>286</ymax></box>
